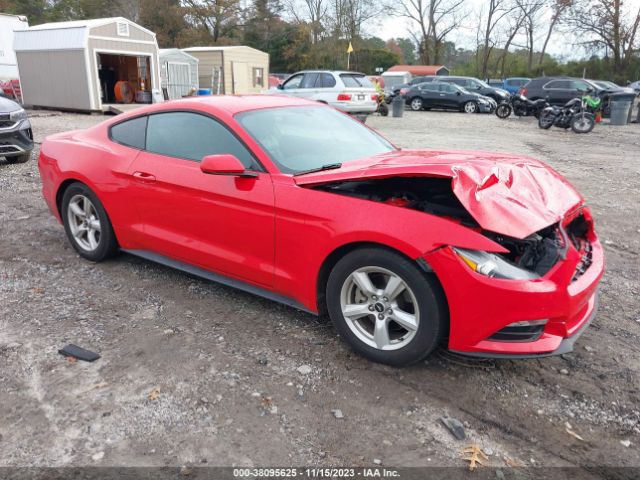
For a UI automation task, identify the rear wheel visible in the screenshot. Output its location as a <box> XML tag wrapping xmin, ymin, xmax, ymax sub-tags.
<box><xmin>61</xmin><ymin>182</ymin><xmax>119</xmax><ymax>262</ymax></box>
<box><xmin>410</xmin><ymin>97</ymin><xmax>424</xmax><ymax>111</ymax></box>
<box><xmin>5</xmin><ymin>152</ymin><xmax>31</xmax><ymax>164</ymax></box>
<box><xmin>463</xmin><ymin>101</ymin><xmax>478</xmax><ymax>113</ymax></box>
<box><xmin>326</xmin><ymin>248</ymin><xmax>446</xmax><ymax>366</ymax></box>
<box><xmin>378</xmin><ymin>103</ymin><xmax>389</xmax><ymax>116</ymax></box>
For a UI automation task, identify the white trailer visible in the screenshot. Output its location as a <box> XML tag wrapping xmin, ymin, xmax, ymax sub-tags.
<box><xmin>0</xmin><ymin>13</ymin><xmax>28</xmax><ymax>80</ymax></box>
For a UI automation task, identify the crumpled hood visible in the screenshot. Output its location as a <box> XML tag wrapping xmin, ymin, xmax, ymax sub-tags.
<box><xmin>295</xmin><ymin>149</ymin><xmax>584</xmax><ymax>239</ymax></box>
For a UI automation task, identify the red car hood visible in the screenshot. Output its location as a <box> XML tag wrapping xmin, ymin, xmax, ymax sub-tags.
<box><xmin>294</xmin><ymin>149</ymin><xmax>583</xmax><ymax>239</ymax></box>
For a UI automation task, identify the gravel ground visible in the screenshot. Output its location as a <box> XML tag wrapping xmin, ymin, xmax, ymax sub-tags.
<box><xmin>0</xmin><ymin>107</ymin><xmax>639</xmax><ymax>476</ymax></box>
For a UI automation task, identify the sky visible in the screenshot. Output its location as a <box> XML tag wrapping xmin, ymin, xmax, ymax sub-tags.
<box><xmin>376</xmin><ymin>0</ymin><xmax>640</xmax><ymax>61</ymax></box>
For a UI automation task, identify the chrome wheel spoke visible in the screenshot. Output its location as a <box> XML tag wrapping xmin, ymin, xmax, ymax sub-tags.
<box><xmin>87</xmin><ymin>229</ymin><xmax>99</xmax><ymax>250</ymax></box>
<box><xmin>70</xmin><ymin>201</ymin><xmax>84</xmax><ymax>218</ymax></box>
<box><xmin>343</xmin><ymin>303</ymin><xmax>372</xmax><ymax>320</ymax></box>
<box><xmin>389</xmin><ymin>309</ymin><xmax>418</xmax><ymax>332</ymax></box>
<box><xmin>383</xmin><ymin>275</ymin><xmax>405</xmax><ymax>301</ymax></box>
<box><xmin>89</xmin><ymin>218</ymin><xmax>101</xmax><ymax>231</ymax></box>
<box><xmin>351</xmin><ymin>271</ymin><xmax>376</xmax><ymax>296</ymax></box>
<box><xmin>373</xmin><ymin>319</ymin><xmax>391</xmax><ymax>349</ymax></box>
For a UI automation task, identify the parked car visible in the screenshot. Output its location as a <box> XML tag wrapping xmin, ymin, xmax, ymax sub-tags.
<box><xmin>590</xmin><ymin>80</ymin><xmax>635</xmax><ymax>95</ymax></box>
<box><xmin>520</xmin><ymin>77</ymin><xmax>602</xmax><ymax>105</ymax></box>
<box><xmin>503</xmin><ymin>77</ymin><xmax>531</xmax><ymax>95</ymax></box>
<box><xmin>389</xmin><ymin>75</ymin><xmax>441</xmax><ymax>95</ymax></box>
<box><xmin>273</xmin><ymin>70</ymin><xmax>377</xmax><ymax>116</ymax></box>
<box><xmin>0</xmin><ymin>96</ymin><xmax>33</xmax><ymax>164</ymax></box>
<box><xmin>405</xmin><ymin>82</ymin><xmax>496</xmax><ymax>113</ymax></box>
<box><xmin>435</xmin><ymin>76</ymin><xmax>510</xmax><ymax>103</ymax></box>
<box><xmin>628</xmin><ymin>80</ymin><xmax>640</xmax><ymax>94</ymax></box>
<box><xmin>38</xmin><ymin>95</ymin><xmax>603</xmax><ymax>366</ymax></box>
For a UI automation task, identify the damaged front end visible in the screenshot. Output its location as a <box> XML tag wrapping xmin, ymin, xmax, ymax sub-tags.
<box><xmin>313</xmin><ymin>176</ymin><xmax>592</xmax><ymax>282</ymax></box>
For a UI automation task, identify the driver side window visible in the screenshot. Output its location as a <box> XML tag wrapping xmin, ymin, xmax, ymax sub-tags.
<box><xmin>283</xmin><ymin>74</ymin><xmax>303</xmax><ymax>90</ymax></box>
<box><xmin>145</xmin><ymin>112</ymin><xmax>256</xmax><ymax>168</ymax></box>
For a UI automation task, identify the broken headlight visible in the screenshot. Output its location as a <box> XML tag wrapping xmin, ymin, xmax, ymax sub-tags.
<box><xmin>453</xmin><ymin>248</ymin><xmax>540</xmax><ymax>280</ymax></box>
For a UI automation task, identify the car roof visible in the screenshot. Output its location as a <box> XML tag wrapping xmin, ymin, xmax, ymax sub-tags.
<box><xmin>114</xmin><ymin>95</ymin><xmax>323</xmax><ymax>118</ymax></box>
<box><xmin>292</xmin><ymin>70</ymin><xmax>366</xmax><ymax>76</ymax></box>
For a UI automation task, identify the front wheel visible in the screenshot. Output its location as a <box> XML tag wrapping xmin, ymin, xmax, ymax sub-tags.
<box><xmin>538</xmin><ymin>111</ymin><xmax>555</xmax><ymax>129</ymax></box>
<box><xmin>410</xmin><ymin>97</ymin><xmax>424</xmax><ymax>111</ymax></box>
<box><xmin>61</xmin><ymin>182</ymin><xmax>119</xmax><ymax>262</ymax></box>
<box><xmin>326</xmin><ymin>248</ymin><xmax>446</xmax><ymax>366</ymax></box>
<box><xmin>571</xmin><ymin>113</ymin><xmax>595</xmax><ymax>134</ymax></box>
<box><xmin>463</xmin><ymin>101</ymin><xmax>478</xmax><ymax>113</ymax></box>
<box><xmin>495</xmin><ymin>103</ymin><xmax>512</xmax><ymax>119</ymax></box>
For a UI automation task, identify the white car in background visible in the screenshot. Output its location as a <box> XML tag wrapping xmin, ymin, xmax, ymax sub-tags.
<box><xmin>271</xmin><ymin>70</ymin><xmax>378</xmax><ymax>118</ymax></box>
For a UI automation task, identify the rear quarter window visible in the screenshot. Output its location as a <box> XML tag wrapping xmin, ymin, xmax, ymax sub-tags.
<box><xmin>340</xmin><ymin>74</ymin><xmax>373</xmax><ymax>88</ymax></box>
<box><xmin>109</xmin><ymin>116</ymin><xmax>147</xmax><ymax>150</ymax></box>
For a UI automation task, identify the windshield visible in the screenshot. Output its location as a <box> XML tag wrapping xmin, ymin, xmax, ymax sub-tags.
<box><xmin>236</xmin><ymin>106</ymin><xmax>395</xmax><ymax>174</ymax></box>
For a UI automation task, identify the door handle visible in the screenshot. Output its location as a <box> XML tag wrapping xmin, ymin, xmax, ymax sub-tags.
<box><xmin>132</xmin><ymin>171</ymin><xmax>156</xmax><ymax>183</ymax></box>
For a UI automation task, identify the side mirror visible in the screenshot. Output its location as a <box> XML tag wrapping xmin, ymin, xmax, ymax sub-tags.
<box><xmin>200</xmin><ymin>154</ymin><xmax>256</xmax><ymax>177</ymax></box>
<box><xmin>456</xmin><ymin>91</ymin><xmax>461</xmax><ymax>96</ymax></box>
<box><xmin>277</xmin><ymin>84</ymin><xmax>283</xmax><ymax>90</ymax></box>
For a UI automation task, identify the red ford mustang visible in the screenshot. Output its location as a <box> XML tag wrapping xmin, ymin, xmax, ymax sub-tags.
<box><xmin>38</xmin><ymin>95</ymin><xmax>603</xmax><ymax>366</ymax></box>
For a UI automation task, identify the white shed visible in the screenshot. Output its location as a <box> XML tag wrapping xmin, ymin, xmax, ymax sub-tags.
<box><xmin>14</xmin><ymin>17</ymin><xmax>161</xmax><ymax>111</ymax></box>
<box><xmin>0</xmin><ymin>13</ymin><xmax>28</xmax><ymax>80</ymax></box>
<box><xmin>159</xmin><ymin>48</ymin><xmax>199</xmax><ymax>100</ymax></box>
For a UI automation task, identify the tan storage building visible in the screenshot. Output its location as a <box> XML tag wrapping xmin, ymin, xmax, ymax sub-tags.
<box><xmin>14</xmin><ymin>17</ymin><xmax>161</xmax><ymax>111</ymax></box>
<box><xmin>182</xmin><ymin>46</ymin><xmax>269</xmax><ymax>95</ymax></box>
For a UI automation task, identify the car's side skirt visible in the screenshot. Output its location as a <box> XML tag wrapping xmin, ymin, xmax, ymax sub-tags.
<box><xmin>122</xmin><ymin>249</ymin><xmax>316</xmax><ymax>315</ymax></box>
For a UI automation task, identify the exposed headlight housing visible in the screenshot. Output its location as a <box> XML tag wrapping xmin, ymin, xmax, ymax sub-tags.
<box><xmin>454</xmin><ymin>248</ymin><xmax>540</xmax><ymax>280</ymax></box>
<box><xmin>9</xmin><ymin>109</ymin><xmax>28</xmax><ymax>122</ymax></box>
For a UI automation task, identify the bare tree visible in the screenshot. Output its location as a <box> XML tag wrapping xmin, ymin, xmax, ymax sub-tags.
<box><xmin>396</xmin><ymin>0</ymin><xmax>466</xmax><ymax>64</ymax></box>
<box><xmin>518</xmin><ymin>0</ymin><xmax>545</xmax><ymax>70</ymax></box>
<box><xmin>494</xmin><ymin>2</ymin><xmax>527</xmax><ymax>75</ymax></box>
<box><xmin>538</xmin><ymin>0</ymin><xmax>572</xmax><ymax>65</ymax></box>
<box><xmin>568</xmin><ymin>0</ymin><xmax>640</xmax><ymax>72</ymax></box>
<box><xmin>479</xmin><ymin>0</ymin><xmax>518</xmax><ymax>79</ymax></box>
<box><xmin>183</xmin><ymin>0</ymin><xmax>242</xmax><ymax>42</ymax></box>
<box><xmin>285</xmin><ymin>0</ymin><xmax>328</xmax><ymax>43</ymax></box>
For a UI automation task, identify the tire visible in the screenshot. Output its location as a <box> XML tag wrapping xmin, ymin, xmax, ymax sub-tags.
<box><xmin>463</xmin><ymin>101</ymin><xmax>478</xmax><ymax>113</ymax></box>
<box><xmin>326</xmin><ymin>247</ymin><xmax>447</xmax><ymax>366</ymax></box>
<box><xmin>5</xmin><ymin>152</ymin><xmax>31</xmax><ymax>164</ymax></box>
<box><xmin>495</xmin><ymin>103</ymin><xmax>512</xmax><ymax>119</ymax></box>
<box><xmin>378</xmin><ymin>103</ymin><xmax>389</xmax><ymax>116</ymax></box>
<box><xmin>538</xmin><ymin>111</ymin><xmax>554</xmax><ymax>129</ymax></box>
<box><xmin>571</xmin><ymin>113</ymin><xmax>595</xmax><ymax>134</ymax></box>
<box><xmin>61</xmin><ymin>182</ymin><xmax>119</xmax><ymax>262</ymax></box>
<box><xmin>410</xmin><ymin>97</ymin><xmax>424</xmax><ymax>111</ymax></box>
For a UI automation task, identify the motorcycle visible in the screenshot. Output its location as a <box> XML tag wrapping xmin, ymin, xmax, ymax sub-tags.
<box><xmin>538</xmin><ymin>96</ymin><xmax>596</xmax><ymax>134</ymax></box>
<box><xmin>495</xmin><ymin>93</ymin><xmax>548</xmax><ymax>119</ymax></box>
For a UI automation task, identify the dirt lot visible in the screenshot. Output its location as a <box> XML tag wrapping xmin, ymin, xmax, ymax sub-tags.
<box><xmin>1</xmin><ymin>108</ymin><xmax>639</xmax><ymax>477</ymax></box>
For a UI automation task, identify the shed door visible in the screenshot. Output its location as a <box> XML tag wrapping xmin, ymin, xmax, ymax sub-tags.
<box><xmin>232</xmin><ymin>61</ymin><xmax>249</xmax><ymax>94</ymax></box>
<box><xmin>167</xmin><ymin>62</ymin><xmax>191</xmax><ymax>99</ymax></box>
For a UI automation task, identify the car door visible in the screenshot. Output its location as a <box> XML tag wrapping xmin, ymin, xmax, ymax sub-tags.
<box><xmin>418</xmin><ymin>84</ymin><xmax>438</xmax><ymax>107</ymax></box>
<box><xmin>297</xmin><ymin>72</ymin><xmax>321</xmax><ymax>100</ymax></box>
<box><xmin>316</xmin><ymin>73</ymin><xmax>337</xmax><ymax>103</ymax></box>
<box><xmin>544</xmin><ymin>80</ymin><xmax>573</xmax><ymax>104</ymax></box>
<box><xmin>127</xmin><ymin>111</ymin><xmax>275</xmax><ymax>287</ymax></box>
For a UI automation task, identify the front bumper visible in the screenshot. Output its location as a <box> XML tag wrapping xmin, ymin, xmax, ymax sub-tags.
<box><xmin>478</xmin><ymin>100</ymin><xmax>497</xmax><ymax>113</ymax></box>
<box><xmin>0</xmin><ymin>119</ymin><xmax>34</xmax><ymax>157</ymax></box>
<box><xmin>424</xmin><ymin>219</ymin><xmax>604</xmax><ymax>357</ymax></box>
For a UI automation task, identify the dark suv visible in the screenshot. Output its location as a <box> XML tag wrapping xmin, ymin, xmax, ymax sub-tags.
<box><xmin>521</xmin><ymin>77</ymin><xmax>602</xmax><ymax>105</ymax></box>
<box><xmin>0</xmin><ymin>96</ymin><xmax>33</xmax><ymax>164</ymax></box>
<box><xmin>405</xmin><ymin>82</ymin><xmax>496</xmax><ymax>113</ymax></box>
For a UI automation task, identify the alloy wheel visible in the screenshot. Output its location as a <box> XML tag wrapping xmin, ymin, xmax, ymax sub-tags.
<box><xmin>67</xmin><ymin>194</ymin><xmax>102</xmax><ymax>251</ymax></box>
<box><xmin>339</xmin><ymin>266</ymin><xmax>420</xmax><ymax>351</ymax></box>
<box><xmin>410</xmin><ymin>98</ymin><xmax>423</xmax><ymax>111</ymax></box>
<box><xmin>464</xmin><ymin>102</ymin><xmax>477</xmax><ymax>113</ymax></box>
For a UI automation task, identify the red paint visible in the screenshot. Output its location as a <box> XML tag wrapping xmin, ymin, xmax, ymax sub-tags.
<box><xmin>38</xmin><ymin>95</ymin><xmax>604</xmax><ymax>357</ymax></box>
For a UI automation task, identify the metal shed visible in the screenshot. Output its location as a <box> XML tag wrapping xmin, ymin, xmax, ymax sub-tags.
<box><xmin>14</xmin><ymin>17</ymin><xmax>161</xmax><ymax>111</ymax></box>
<box><xmin>182</xmin><ymin>46</ymin><xmax>269</xmax><ymax>95</ymax></box>
<box><xmin>159</xmin><ymin>48</ymin><xmax>199</xmax><ymax>100</ymax></box>
<box><xmin>0</xmin><ymin>13</ymin><xmax>29</xmax><ymax>80</ymax></box>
